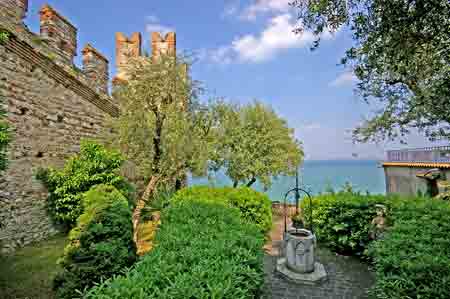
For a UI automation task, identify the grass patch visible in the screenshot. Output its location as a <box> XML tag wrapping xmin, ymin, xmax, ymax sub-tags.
<box><xmin>0</xmin><ymin>234</ymin><xmax>67</xmax><ymax>299</ymax></box>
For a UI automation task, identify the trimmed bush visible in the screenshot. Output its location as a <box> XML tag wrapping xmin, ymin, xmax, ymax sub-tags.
<box><xmin>53</xmin><ymin>185</ymin><xmax>136</xmax><ymax>299</ymax></box>
<box><xmin>171</xmin><ymin>186</ymin><xmax>272</xmax><ymax>233</ymax></box>
<box><xmin>303</xmin><ymin>192</ymin><xmax>450</xmax><ymax>298</ymax></box>
<box><xmin>301</xmin><ymin>192</ymin><xmax>391</xmax><ymax>255</ymax></box>
<box><xmin>369</xmin><ymin>198</ymin><xmax>450</xmax><ymax>299</ymax></box>
<box><xmin>85</xmin><ymin>199</ymin><xmax>265</xmax><ymax>299</ymax></box>
<box><xmin>37</xmin><ymin>140</ymin><xmax>134</xmax><ymax>229</ymax></box>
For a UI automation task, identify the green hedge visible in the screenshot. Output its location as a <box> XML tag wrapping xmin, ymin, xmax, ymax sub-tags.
<box><xmin>171</xmin><ymin>186</ymin><xmax>272</xmax><ymax>233</ymax></box>
<box><xmin>85</xmin><ymin>199</ymin><xmax>265</xmax><ymax>299</ymax></box>
<box><xmin>303</xmin><ymin>192</ymin><xmax>450</xmax><ymax>298</ymax></box>
<box><xmin>369</xmin><ymin>198</ymin><xmax>450</xmax><ymax>299</ymax></box>
<box><xmin>300</xmin><ymin>192</ymin><xmax>391</xmax><ymax>255</ymax></box>
<box><xmin>53</xmin><ymin>185</ymin><xmax>136</xmax><ymax>299</ymax></box>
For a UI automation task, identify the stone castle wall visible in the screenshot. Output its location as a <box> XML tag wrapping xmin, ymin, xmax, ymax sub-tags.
<box><xmin>0</xmin><ymin>0</ymin><xmax>179</xmax><ymax>253</ymax></box>
<box><xmin>0</xmin><ymin>0</ymin><xmax>118</xmax><ymax>253</ymax></box>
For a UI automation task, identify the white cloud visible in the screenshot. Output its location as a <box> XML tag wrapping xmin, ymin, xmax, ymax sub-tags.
<box><xmin>207</xmin><ymin>14</ymin><xmax>334</xmax><ymax>64</ymax></box>
<box><xmin>329</xmin><ymin>71</ymin><xmax>357</xmax><ymax>87</ymax></box>
<box><xmin>242</xmin><ymin>0</ymin><xmax>291</xmax><ymax>20</ymax></box>
<box><xmin>233</xmin><ymin>14</ymin><xmax>312</xmax><ymax>62</ymax></box>
<box><xmin>145</xmin><ymin>15</ymin><xmax>174</xmax><ymax>35</ymax></box>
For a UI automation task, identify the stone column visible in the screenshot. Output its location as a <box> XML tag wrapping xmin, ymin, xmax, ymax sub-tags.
<box><xmin>82</xmin><ymin>44</ymin><xmax>109</xmax><ymax>95</ymax></box>
<box><xmin>39</xmin><ymin>4</ymin><xmax>77</xmax><ymax>64</ymax></box>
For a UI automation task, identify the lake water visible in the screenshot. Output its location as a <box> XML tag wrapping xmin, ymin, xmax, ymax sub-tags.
<box><xmin>189</xmin><ymin>160</ymin><xmax>386</xmax><ymax>201</ymax></box>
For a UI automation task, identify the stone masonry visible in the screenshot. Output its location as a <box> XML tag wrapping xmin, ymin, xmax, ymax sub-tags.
<box><xmin>0</xmin><ymin>0</ymin><xmax>117</xmax><ymax>253</ymax></box>
<box><xmin>0</xmin><ymin>0</ymin><xmax>180</xmax><ymax>253</ymax></box>
<box><xmin>114</xmin><ymin>32</ymin><xmax>142</xmax><ymax>84</ymax></box>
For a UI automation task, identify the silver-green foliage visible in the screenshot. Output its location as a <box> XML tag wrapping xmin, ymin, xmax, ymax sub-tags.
<box><xmin>211</xmin><ymin>101</ymin><xmax>303</xmax><ymax>189</ymax></box>
<box><xmin>292</xmin><ymin>0</ymin><xmax>450</xmax><ymax>142</ymax></box>
<box><xmin>107</xmin><ymin>54</ymin><xmax>214</xmax><ymax>190</ymax></box>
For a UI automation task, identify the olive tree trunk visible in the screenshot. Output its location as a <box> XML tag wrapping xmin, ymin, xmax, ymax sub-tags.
<box><xmin>132</xmin><ymin>175</ymin><xmax>160</xmax><ymax>244</ymax></box>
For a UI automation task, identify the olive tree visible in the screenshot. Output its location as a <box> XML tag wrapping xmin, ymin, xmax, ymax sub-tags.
<box><xmin>291</xmin><ymin>0</ymin><xmax>450</xmax><ymax>142</ymax></box>
<box><xmin>211</xmin><ymin>101</ymin><xmax>303</xmax><ymax>189</ymax></box>
<box><xmin>107</xmin><ymin>55</ymin><xmax>215</xmax><ymax>242</ymax></box>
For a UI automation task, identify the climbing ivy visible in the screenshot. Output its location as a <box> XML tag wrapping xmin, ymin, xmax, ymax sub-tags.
<box><xmin>0</xmin><ymin>30</ymin><xmax>10</xmax><ymax>45</ymax></box>
<box><xmin>0</xmin><ymin>96</ymin><xmax>10</xmax><ymax>173</ymax></box>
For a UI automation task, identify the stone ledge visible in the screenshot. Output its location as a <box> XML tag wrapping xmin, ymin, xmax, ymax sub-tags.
<box><xmin>276</xmin><ymin>258</ymin><xmax>328</xmax><ymax>285</ymax></box>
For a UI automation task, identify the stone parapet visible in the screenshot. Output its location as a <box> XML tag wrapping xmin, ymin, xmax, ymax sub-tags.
<box><xmin>39</xmin><ymin>4</ymin><xmax>77</xmax><ymax>64</ymax></box>
<box><xmin>114</xmin><ymin>32</ymin><xmax>141</xmax><ymax>83</ymax></box>
<box><xmin>0</xmin><ymin>0</ymin><xmax>28</xmax><ymax>24</ymax></box>
<box><xmin>0</xmin><ymin>13</ymin><xmax>118</xmax><ymax>116</ymax></box>
<box><xmin>151</xmin><ymin>32</ymin><xmax>176</xmax><ymax>61</ymax></box>
<box><xmin>82</xmin><ymin>44</ymin><xmax>109</xmax><ymax>95</ymax></box>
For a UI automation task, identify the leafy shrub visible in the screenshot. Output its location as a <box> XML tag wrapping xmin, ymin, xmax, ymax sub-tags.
<box><xmin>85</xmin><ymin>199</ymin><xmax>265</xmax><ymax>299</ymax></box>
<box><xmin>368</xmin><ymin>198</ymin><xmax>450</xmax><ymax>299</ymax></box>
<box><xmin>171</xmin><ymin>186</ymin><xmax>272</xmax><ymax>233</ymax></box>
<box><xmin>54</xmin><ymin>185</ymin><xmax>136</xmax><ymax>299</ymax></box>
<box><xmin>303</xmin><ymin>192</ymin><xmax>450</xmax><ymax>298</ymax></box>
<box><xmin>301</xmin><ymin>192</ymin><xmax>391</xmax><ymax>255</ymax></box>
<box><xmin>37</xmin><ymin>140</ymin><xmax>134</xmax><ymax>229</ymax></box>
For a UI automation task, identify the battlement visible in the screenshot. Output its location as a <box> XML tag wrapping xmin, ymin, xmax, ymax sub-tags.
<box><xmin>151</xmin><ymin>32</ymin><xmax>176</xmax><ymax>61</ymax></box>
<box><xmin>0</xmin><ymin>0</ymin><xmax>113</xmax><ymax>100</ymax></box>
<box><xmin>39</xmin><ymin>4</ymin><xmax>77</xmax><ymax>64</ymax></box>
<box><xmin>114</xmin><ymin>32</ymin><xmax>142</xmax><ymax>83</ymax></box>
<box><xmin>82</xmin><ymin>44</ymin><xmax>109</xmax><ymax>94</ymax></box>
<box><xmin>113</xmin><ymin>30</ymin><xmax>178</xmax><ymax>84</ymax></box>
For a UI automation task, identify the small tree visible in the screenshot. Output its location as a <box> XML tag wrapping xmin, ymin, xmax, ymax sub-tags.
<box><xmin>211</xmin><ymin>101</ymin><xmax>303</xmax><ymax>189</ymax></box>
<box><xmin>107</xmin><ymin>55</ymin><xmax>215</xmax><ymax>242</ymax></box>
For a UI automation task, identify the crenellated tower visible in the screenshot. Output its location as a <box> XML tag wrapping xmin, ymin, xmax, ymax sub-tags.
<box><xmin>113</xmin><ymin>32</ymin><xmax>142</xmax><ymax>84</ymax></box>
<box><xmin>151</xmin><ymin>32</ymin><xmax>176</xmax><ymax>61</ymax></box>
<box><xmin>113</xmin><ymin>31</ymin><xmax>181</xmax><ymax>86</ymax></box>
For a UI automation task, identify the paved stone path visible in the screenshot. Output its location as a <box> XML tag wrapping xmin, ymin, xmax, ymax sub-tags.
<box><xmin>263</xmin><ymin>212</ymin><xmax>375</xmax><ymax>299</ymax></box>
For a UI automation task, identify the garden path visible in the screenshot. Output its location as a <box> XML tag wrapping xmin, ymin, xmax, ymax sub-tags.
<box><xmin>263</xmin><ymin>212</ymin><xmax>375</xmax><ymax>299</ymax></box>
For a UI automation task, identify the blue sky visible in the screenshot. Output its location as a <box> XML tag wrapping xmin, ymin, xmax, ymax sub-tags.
<box><xmin>24</xmin><ymin>0</ymin><xmax>442</xmax><ymax>160</ymax></box>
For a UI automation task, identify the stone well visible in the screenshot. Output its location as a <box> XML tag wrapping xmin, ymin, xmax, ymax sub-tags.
<box><xmin>277</xmin><ymin>228</ymin><xmax>327</xmax><ymax>284</ymax></box>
